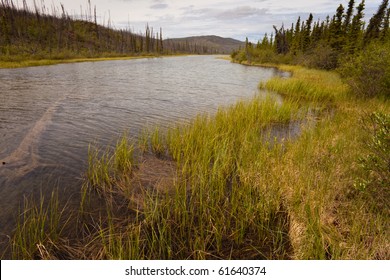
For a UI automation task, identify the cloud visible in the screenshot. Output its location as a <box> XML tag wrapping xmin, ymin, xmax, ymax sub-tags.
<box><xmin>150</xmin><ymin>3</ymin><xmax>168</xmax><ymax>10</ymax></box>
<box><xmin>216</xmin><ymin>6</ymin><xmax>268</xmax><ymax>20</ymax></box>
<box><xmin>94</xmin><ymin>0</ymin><xmax>386</xmax><ymax>42</ymax></box>
<box><xmin>180</xmin><ymin>5</ymin><xmax>268</xmax><ymax>22</ymax></box>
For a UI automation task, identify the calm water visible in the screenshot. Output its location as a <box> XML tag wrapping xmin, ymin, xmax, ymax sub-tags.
<box><xmin>0</xmin><ymin>55</ymin><xmax>282</xmax><ymax>249</ymax></box>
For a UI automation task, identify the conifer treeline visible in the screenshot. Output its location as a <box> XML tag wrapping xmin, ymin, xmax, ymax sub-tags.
<box><xmin>0</xmin><ymin>0</ymin><xmax>213</xmax><ymax>59</ymax></box>
<box><xmin>233</xmin><ymin>0</ymin><xmax>390</xmax><ymax>70</ymax></box>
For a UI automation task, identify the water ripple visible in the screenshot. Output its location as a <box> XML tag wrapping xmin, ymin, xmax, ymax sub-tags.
<box><xmin>0</xmin><ymin>56</ymin><xmax>282</xmax><ymax>234</ymax></box>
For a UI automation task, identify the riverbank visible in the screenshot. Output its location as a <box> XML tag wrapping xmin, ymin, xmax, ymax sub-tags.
<box><xmin>0</xmin><ymin>56</ymin><xmax>145</xmax><ymax>69</ymax></box>
<box><xmin>0</xmin><ymin>55</ymin><xmax>158</xmax><ymax>69</ymax></box>
<box><xmin>0</xmin><ymin>54</ymin><xmax>184</xmax><ymax>69</ymax></box>
<box><xmin>9</xmin><ymin>63</ymin><xmax>389</xmax><ymax>259</ymax></box>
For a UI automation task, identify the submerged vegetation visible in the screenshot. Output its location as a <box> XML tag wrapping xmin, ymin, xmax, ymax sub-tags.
<box><xmin>7</xmin><ymin>0</ymin><xmax>390</xmax><ymax>260</ymax></box>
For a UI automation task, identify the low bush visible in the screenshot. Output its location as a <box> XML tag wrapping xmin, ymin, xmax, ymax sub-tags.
<box><xmin>355</xmin><ymin>112</ymin><xmax>390</xmax><ymax>210</ymax></box>
<box><xmin>294</xmin><ymin>43</ymin><xmax>339</xmax><ymax>70</ymax></box>
<box><xmin>338</xmin><ymin>42</ymin><xmax>390</xmax><ymax>98</ymax></box>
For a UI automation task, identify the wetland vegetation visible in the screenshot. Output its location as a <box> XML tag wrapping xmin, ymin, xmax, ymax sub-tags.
<box><xmin>3</xmin><ymin>0</ymin><xmax>389</xmax><ymax>259</ymax></box>
<box><xmin>10</xmin><ymin>63</ymin><xmax>389</xmax><ymax>259</ymax></box>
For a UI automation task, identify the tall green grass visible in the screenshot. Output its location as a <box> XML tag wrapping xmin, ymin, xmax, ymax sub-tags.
<box><xmin>85</xmin><ymin>134</ymin><xmax>134</xmax><ymax>198</ymax></box>
<box><xmin>260</xmin><ymin>65</ymin><xmax>349</xmax><ymax>103</ymax></box>
<box><xmin>80</xmin><ymin>66</ymin><xmax>388</xmax><ymax>259</ymax></box>
<box><xmin>12</xmin><ymin>190</ymin><xmax>67</xmax><ymax>259</ymax></box>
<box><xmin>11</xmin><ymin>65</ymin><xmax>389</xmax><ymax>259</ymax></box>
<box><xmin>84</xmin><ymin>95</ymin><xmax>303</xmax><ymax>259</ymax></box>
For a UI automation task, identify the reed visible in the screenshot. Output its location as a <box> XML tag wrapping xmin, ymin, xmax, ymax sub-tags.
<box><xmin>12</xmin><ymin>190</ymin><xmax>67</xmax><ymax>259</ymax></box>
<box><xmin>150</xmin><ymin>127</ymin><xmax>166</xmax><ymax>157</ymax></box>
<box><xmin>85</xmin><ymin>134</ymin><xmax>134</xmax><ymax>196</ymax></box>
<box><xmin>114</xmin><ymin>134</ymin><xmax>134</xmax><ymax>175</ymax></box>
<box><xmin>72</xmin><ymin>93</ymin><xmax>302</xmax><ymax>259</ymax></box>
<box><xmin>86</xmin><ymin>144</ymin><xmax>112</xmax><ymax>195</ymax></box>
<box><xmin>10</xmin><ymin>64</ymin><xmax>389</xmax><ymax>260</ymax></box>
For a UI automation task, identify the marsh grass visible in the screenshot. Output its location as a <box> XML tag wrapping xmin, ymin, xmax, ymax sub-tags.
<box><xmin>12</xmin><ymin>190</ymin><xmax>68</xmax><ymax>259</ymax></box>
<box><xmin>280</xmin><ymin>100</ymin><xmax>389</xmax><ymax>259</ymax></box>
<box><xmin>11</xmin><ymin>64</ymin><xmax>389</xmax><ymax>259</ymax></box>
<box><xmin>74</xmin><ymin>94</ymin><xmax>302</xmax><ymax>259</ymax></box>
<box><xmin>86</xmin><ymin>135</ymin><xmax>134</xmax><ymax>197</ymax></box>
<box><xmin>260</xmin><ymin>65</ymin><xmax>349</xmax><ymax>103</ymax></box>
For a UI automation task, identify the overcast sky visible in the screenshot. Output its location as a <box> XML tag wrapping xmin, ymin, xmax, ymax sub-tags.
<box><xmin>20</xmin><ymin>0</ymin><xmax>383</xmax><ymax>42</ymax></box>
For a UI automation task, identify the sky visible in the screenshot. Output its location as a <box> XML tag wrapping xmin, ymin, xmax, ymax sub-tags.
<box><xmin>20</xmin><ymin>0</ymin><xmax>384</xmax><ymax>42</ymax></box>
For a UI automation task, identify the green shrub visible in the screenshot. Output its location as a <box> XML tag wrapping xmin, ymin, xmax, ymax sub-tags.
<box><xmin>231</xmin><ymin>49</ymin><xmax>247</xmax><ymax>63</ymax></box>
<box><xmin>355</xmin><ymin>112</ymin><xmax>389</xmax><ymax>210</ymax></box>
<box><xmin>339</xmin><ymin>42</ymin><xmax>390</xmax><ymax>98</ymax></box>
<box><xmin>295</xmin><ymin>43</ymin><xmax>338</xmax><ymax>70</ymax></box>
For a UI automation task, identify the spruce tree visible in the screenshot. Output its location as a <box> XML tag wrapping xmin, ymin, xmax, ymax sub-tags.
<box><xmin>290</xmin><ymin>16</ymin><xmax>301</xmax><ymax>54</ymax></box>
<box><xmin>344</xmin><ymin>0</ymin><xmax>355</xmax><ymax>32</ymax></box>
<box><xmin>323</xmin><ymin>15</ymin><xmax>331</xmax><ymax>42</ymax></box>
<box><xmin>381</xmin><ymin>7</ymin><xmax>390</xmax><ymax>40</ymax></box>
<box><xmin>302</xmin><ymin>13</ymin><xmax>313</xmax><ymax>51</ymax></box>
<box><xmin>159</xmin><ymin>27</ymin><xmax>163</xmax><ymax>53</ymax></box>
<box><xmin>261</xmin><ymin>33</ymin><xmax>270</xmax><ymax>48</ymax></box>
<box><xmin>311</xmin><ymin>20</ymin><xmax>323</xmax><ymax>46</ymax></box>
<box><xmin>273</xmin><ymin>25</ymin><xmax>289</xmax><ymax>54</ymax></box>
<box><xmin>346</xmin><ymin>0</ymin><xmax>365</xmax><ymax>54</ymax></box>
<box><xmin>364</xmin><ymin>0</ymin><xmax>389</xmax><ymax>42</ymax></box>
<box><xmin>332</xmin><ymin>4</ymin><xmax>345</xmax><ymax>51</ymax></box>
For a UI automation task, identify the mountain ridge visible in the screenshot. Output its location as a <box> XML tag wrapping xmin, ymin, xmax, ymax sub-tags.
<box><xmin>164</xmin><ymin>35</ymin><xmax>245</xmax><ymax>54</ymax></box>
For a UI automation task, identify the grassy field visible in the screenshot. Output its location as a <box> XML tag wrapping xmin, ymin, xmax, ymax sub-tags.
<box><xmin>10</xmin><ymin>63</ymin><xmax>389</xmax><ymax>259</ymax></box>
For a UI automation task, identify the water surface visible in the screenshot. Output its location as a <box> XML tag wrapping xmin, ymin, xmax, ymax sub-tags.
<box><xmin>0</xmin><ymin>56</ymin><xmax>282</xmax><ymax>249</ymax></box>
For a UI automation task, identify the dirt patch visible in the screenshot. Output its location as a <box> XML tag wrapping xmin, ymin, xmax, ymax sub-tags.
<box><xmin>132</xmin><ymin>154</ymin><xmax>177</xmax><ymax>193</ymax></box>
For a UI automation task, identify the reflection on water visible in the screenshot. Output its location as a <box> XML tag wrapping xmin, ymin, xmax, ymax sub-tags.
<box><xmin>0</xmin><ymin>55</ymin><xmax>282</xmax><ymax>251</ymax></box>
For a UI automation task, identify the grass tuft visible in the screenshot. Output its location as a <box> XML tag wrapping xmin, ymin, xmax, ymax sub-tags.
<box><xmin>12</xmin><ymin>190</ymin><xmax>68</xmax><ymax>259</ymax></box>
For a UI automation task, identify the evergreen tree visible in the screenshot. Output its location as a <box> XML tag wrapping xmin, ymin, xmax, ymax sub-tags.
<box><xmin>273</xmin><ymin>25</ymin><xmax>289</xmax><ymax>54</ymax></box>
<box><xmin>365</xmin><ymin>0</ymin><xmax>389</xmax><ymax>42</ymax></box>
<box><xmin>302</xmin><ymin>13</ymin><xmax>313</xmax><ymax>51</ymax></box>
<box><xmin>256</xmin><ymin>40</ymin><xmax>261</xmax><ymax>49</ymax></box>
<box><xmin>295</xmin><ymin>16</ymin><xmax>301</xmax><ymax>35</ymax></box>
<box><xmin>311</xmin><ymin>20</ymin><xmax>323</xmax><ymax>46</ymax></box>
<box><xmin>331</xmin><ymin>4</ymin><xmax>345</xmax><ymax>51</ymax></box>
<box><xmin>290</xmin><ymin>16</ymin><xmax>301</xmax><ymax>54</ymax></box>
<box><xmin>145</xmin><ymin>23</ymin><xmax>150</xmax><ymax>52</ymax></box>
<box><xmin>261</xmin><ymin>33</ymin><xmax>270</xmax><ymax>48</ymax></box>
<box><xmin>381</xmin><ymin>7</ymin><xmax>390</xmax><ymax>40</ymax></box>
<box><xmin>286</xmin><ymin>24</ymin><xmax>294</xmax><ymax>49</ymax></box>
<box><xmin>344</xmin><ymin>0</ymin><xmax>355</xmax><ymax>32</ymax></box>
<box><xmin>159</xmin><ymin>27</ymin><xmax>163</xmax><ymax>53</ymax></box>
<box><xmin>346</xmin><ymin>0</ymin><xmax>365</xmax><ymax>54</ymax></box>
<box><xmin>245</xmin><ymin>37</ymin><xmax>251</xmax><ymax>61</ymax></box>
<box><xmin>322</xmin><ymin>15</ymin><xmax>331</xmax><ymax>42</ymax></box>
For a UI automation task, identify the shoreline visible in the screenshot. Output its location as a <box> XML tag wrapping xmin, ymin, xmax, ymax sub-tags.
<box><xmin>7</xmin><ymin>62</ymin><xmax>390</xmax><ymax>260</ymax></box>
<box><xmin>0</xmin><ymin>53</ymin><xmax>192</xmax><ymax>69</ymax></box>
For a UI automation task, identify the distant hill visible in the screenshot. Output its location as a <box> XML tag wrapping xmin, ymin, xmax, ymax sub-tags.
<box><xmin>164</xmin><ymin>35</ymin><xmax>245</xmax><ymax>54</ymax></box>
<box><xmin>1</xmin><ymin>3</ymin><xmax>233</xmax><ymax>60</ymax></box>
<box><xmin>0</xmin><ymin>0</ymin><xmax>245</xmax><ymax>60</ymax></box>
